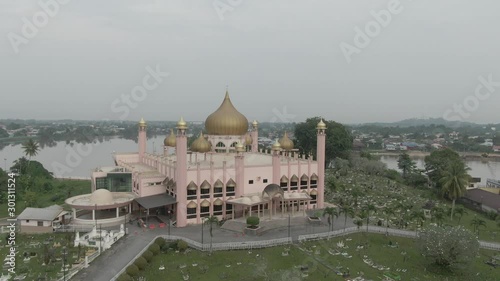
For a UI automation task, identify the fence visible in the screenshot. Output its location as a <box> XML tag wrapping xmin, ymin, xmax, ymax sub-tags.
<box><xmin>57</xmin><ymin>250</ymin><xmax>100</xmax><ymax>281</ymax></box>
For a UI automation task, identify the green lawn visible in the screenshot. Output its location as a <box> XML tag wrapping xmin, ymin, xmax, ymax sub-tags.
<box><xmin>0</xmin><ymin>179</ymin><xmax>91</xmax><ymax>217</ymax></box>
<box><xmin>135</xmin><ymin>233</ymin><xmax>499</xmax><ymax>281</ymax></box>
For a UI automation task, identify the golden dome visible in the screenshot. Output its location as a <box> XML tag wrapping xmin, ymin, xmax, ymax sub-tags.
<box><xmin>272</xmin><ymin>139</ymin><xmax>281</xmax><ymax>151</ymax></box>
<box><xmin>164</xmin><ymin>129</ymin><xmax>176</xmax><ymax>147</ymax></box>
<box><xmin>191</xmin><ymin>132</ymin><xmax>212</xmax><ymax>153</ymax></box>
<box><xmin>252</xmin><ymin>120</ymin><xmax>258</xmax><ymax>128</ymax></box>
<box><xmin>244</xmin><ymin>134</ymin><xmax>252</xmax><ymax>145</ymax></box>
<box><xmin>235</xmin><ymin>142</ymin><xmax>245</xmax><ymax>152</ymax></box>
<box><xmin>139</xmin><ymin>118</ymin><xmax>147</xmax><ymax>127</ymax></box>
<box><xmin>177</xmin><ymin>116</ymin><xmax>187</xmax><ymax>130</ymax></box>
<box><xmin>317</xmin><ymin>118</ymin><xmax>327</xmax><ymax>130</ymax></box>
<box><xmin>279</xmin><ymin>132</ymin><xmax>294</xmax><ymax>150</ymax></box>
<box><xmin>205</xmin><ymin>91</ymin><xmax>249</xmax><ymax>135</ymax></box>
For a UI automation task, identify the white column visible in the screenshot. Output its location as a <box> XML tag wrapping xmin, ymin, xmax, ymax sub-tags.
<box><xmin>92</xmin><ymin>210</ymin><xmax>95</xmax><ymax>220</ymax></box>
<box><xmin>129</xmin><ymin>204</ymin><xmax>132</xmax><ymax>214</ymax></box>
<box><xmin>116</xmin><ymin>207</ymin><xmax>119</xmax><ymax>218</ymax></box>
<box><xmin>258</xmin><ymin>204</ymin><xmax>260</xmax><ymax>218</ymax></box>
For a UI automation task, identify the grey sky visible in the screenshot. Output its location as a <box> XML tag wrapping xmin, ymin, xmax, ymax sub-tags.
<box><xmin>1</xmin><ymin>0</ymin><xmax>499</xmax><ymax>124</ymax></box>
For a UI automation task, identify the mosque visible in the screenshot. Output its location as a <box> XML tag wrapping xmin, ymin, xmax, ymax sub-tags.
<box><xmin>68</xmin><ymin>91</ymin><xmax>326</xmax><ymax>228</ymax></box>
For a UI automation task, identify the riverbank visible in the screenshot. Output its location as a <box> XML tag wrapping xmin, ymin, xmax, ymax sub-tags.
<box><xmin>372</xmin><ymin>150</ymin><xmax>500</xmax><ymax>160</ymax></box>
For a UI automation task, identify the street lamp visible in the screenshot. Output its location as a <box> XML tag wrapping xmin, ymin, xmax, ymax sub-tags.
<box><xmin>201</xmin><ymin>220</ymin><xmax>204</xmax><ymax>245</ymax></box>
<box><xmin>3</xmin><ymin>158</ymin><xmax>6</xmax><ymax>172</ymax></box>
<box><xmin>288</xmin><ymin>213</ymin><xmax>291</xmax><ymax>239</ymax></box>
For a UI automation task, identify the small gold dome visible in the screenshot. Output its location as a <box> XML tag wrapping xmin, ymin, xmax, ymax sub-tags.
<box><xmin>252</xmin><ymin>120</ymin><xmax>258</xmax><ymax>128</ymax></box>
<box><xmin>244</xmin><ymin>134</ymin><xmax>252</xmax><ymax>145</ymax></box>
<box><xmin>235</xmin><ymin>142</ymin><xmax>245</xmax><ymax>152</ymax></box>
<box><xmin>164</xmin><ymin>129</ymin><xmax>176</xmax><ymax>147</ymax></box>
<box><xmin>317</xmin><ymin>118</ymin><xmax>327</xmax><ymax>130</ymax></box>
<box><xmin>205</xmin><ymin>91</ymin><xmax>249</xmax><ymax>135</ymax></box>
<box><xmin>272</xmin><ymin>139</ymin><xmax>281</xmax><ymax>151</ymax></box>
<box><xmin>177</xmin><ymin>116</ymin><xmax>187</xmax><ymax>130</ymax></box>
<box><xmin>279</xmin><ymin>132</ymin><xmax>294</xmax><ymax>150</ymax></box>
<box><xmin>139</xmin><ymin>118</ymin><xmax>147</xmax><ymax>127</ymax></box>
<box><xmin>191</xmin><ymin>132</ymin><xmax>211</xmax><ymax>153</ymax></box>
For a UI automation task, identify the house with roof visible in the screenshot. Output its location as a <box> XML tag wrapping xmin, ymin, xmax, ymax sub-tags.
<box><xmin>461</xmin><ymin>189</ymin><xmax>500</xmax><ymax>214</ymax></box>
<box><xmin>17</xmin><ymin>205</ymin><xmax>70</xmax><ymax>233</ymax></box>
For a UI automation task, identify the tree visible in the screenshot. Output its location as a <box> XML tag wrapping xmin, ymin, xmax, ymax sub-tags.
<box><xmin>382</xmin><ymin>205</ymin><xmax>395</xmax><ymax>233</ymax></box>
<box><xmin>470</xmin><ymin>217</ymin><xmax>487</xmax><ymax>235</ymax></box>
<box><xmin>294</xmin><ymin>117</ymin><xmax>353</xmax><ymax>165</ymax></box>
<box><xmin>410</xmin><ymin>210</ymin><xmax>426</xmax><ymax>229</ymax></box>
<box><xmin>454</xmin><ymin>206</ymin><xmax>468</xmax><ymax>224</ymax></box>
<box><xmin>432</xmin><ymin>207</ymin><xmax>446</xmax><ymax>227</ymax></box>
<box><xmin>24</xmin><ymin>191</ymin><xmax>37</xmax><ymax>207</ymax></box>
<box><xmin>339</xmin><ymin>204</ymin><xmax>355</xmax><ymax>232</ymax></box>
<box><xmin>362</xmin><ymin>204</ymin><xmax>376</xmax><ymax>232</ymax></box>
<box><xmin>204</xmin><ymin>216</ymin><xmax>219</xmax><ymax>254</ymax></box>
<box><xmin>439</xmin><ymin>161</ymin><xmax>470</xmax><ymax>220</ymax></box>
<box><xmin>397</xmin><ymin>152</ymin><xmax>416</xmax><ymax>178</ymax></box>
<box><xmin>21</xmin><ymin>138</ymin><xmax>40</xmax><ymax>173</ymax></box>
<box><xmin>424</xmin><ymin>148</ymin><xmax>462</xmax><ymax>188</ymax></box>
<box><xmin>418</xmin><ymin>225</ymin><xmax>479</xmax><ymax>269</ymax></box>
<box><xmin>322</xmin><ymin>207</ymin><xmax>339</xmax><ymax>232</ymax></box>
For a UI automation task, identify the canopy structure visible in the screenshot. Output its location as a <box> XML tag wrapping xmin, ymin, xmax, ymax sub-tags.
<box><xmin>135</xmin><ymin>193</ymin><xmax>177</xmax><ymax>209</ymax></box>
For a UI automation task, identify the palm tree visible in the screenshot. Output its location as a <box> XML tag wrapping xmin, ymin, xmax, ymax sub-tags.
<box><xmin>21</xmin><ymin>138</ymin><xmax>40</xmax><ymax>173</ymax></box>
<box><xmin>432</xmin><ymin>207</ymin><xmax>445</xmax><ymax>227</ymax></box>
<box><xmin>204</xmin><ymin>216</ymin><xmax>219</xmax><ymax>254</ymax></box>
<box><xmin>410</xmin><ymin>210</ymin><xmax>426</xmax><ymax>229</ymax></box>
<box><xmin>454</xmin><ymin>206</ymin><xmax>468</xmax><ymax>225</ymax></box>
<box><xmin>471</xmin><ymin>217</ymin><xmax>487</xmax><ymax>235</ymax></box>
<box><xmin>322</xmin><ymin>207</ymin><xmax>339</xmax><ymax>232</ymax></box>
<box><xmin>363</xmin><ymin>204</ymin><xmax>377</xmax><ymax>232</ymax></box>
<box><xmin>382</xmin><ymin>206</ymin><xmax>395</xmax><ymax>233</ymax></box>
<box><xmin>439</xmin><ymin>161</ymin><xmax>470</xmax><ymax>220</ymax></box>
<box><xmin>339</xmin><ymin>204</ymin><xmax>355</xmax><ymax>232</ymax></box>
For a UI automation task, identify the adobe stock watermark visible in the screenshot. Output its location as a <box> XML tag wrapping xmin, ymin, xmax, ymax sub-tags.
<box><xmin>443</xmin><ymin>74</ymin><xmax>499</xmax><ymax>121</ymax></box>
<box><xmin>270</xmin><ymin>106</ymin><xmax>297</xmax><ymax>123</ymax></box>
<box><xmin>339</xmin><ymin>0</ymin><xmax>405</xmax><ymax>64</ymax></box>
<box><xmin>51</xmin><ymin>64</ymin><xmax>170</xmax><ymax>177</ymax></box>
<box><xmin>213</xmin><ymin>0</ymin><xmax>244</xmax><ymax>21</ymax></box>
<box><xmin>111</xmin><ymin>64</ymin><xmax>170</xmax><ymax>120</ymax></box>
<box><xmin>7</xmin><ymin>0</ymin><xmax>71</xmax><ymax>54</ymax></box>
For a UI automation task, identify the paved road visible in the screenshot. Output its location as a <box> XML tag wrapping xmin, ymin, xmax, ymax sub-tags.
<box><xmin>72</xmin><ymin>216</ymin><xmax>355</xmax><ymax>281</ymax></box>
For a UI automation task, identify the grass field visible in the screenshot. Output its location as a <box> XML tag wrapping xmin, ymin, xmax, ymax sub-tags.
<box><xmin>136</xmin><ymin>233</ymin><xmax>499</xmax><ymax>281</ymax></box>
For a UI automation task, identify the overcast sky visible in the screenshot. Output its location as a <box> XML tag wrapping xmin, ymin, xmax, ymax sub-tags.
<box><xmin>1</xmin><ymin>0</ymin><xmax>499</xmax><ymax>124</ymax></box>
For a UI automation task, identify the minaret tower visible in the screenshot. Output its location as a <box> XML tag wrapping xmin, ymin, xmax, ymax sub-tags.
<box><xmin>138</xmin><ymin>118</ymin><xmax>147</xmax><ymax>162</ymax></box>
<box><xmin>271</xmin><ymin>139</ymin><xmax>281</xmax><ymax>185</ymax></box>
<box><xmin>251</xmin><ymin>120</ymin><xmax>259</xmax><ymax>152</ymax></box>
<box><xmin>316</xmin><ymin>119</ymin><xmax>327</xmax><ymax>208</ymax></box>
<box><xmin>175</xmin><ymin>117</ymin><xmax>188</xmax><ymax>227</ymax></box>
<box><xmin>234</xmin><ymin>142</ymin><xmax>245</xmax><ymax>198</ymax></box>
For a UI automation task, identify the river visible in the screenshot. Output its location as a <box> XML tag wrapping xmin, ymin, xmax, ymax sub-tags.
<box><xmin>1</xmin><ymin>137</ymin><xmax>499</xmax><ymax>183</ymax></box>
<box><xmin>379</xmin><ymin>156</ymin><xmax>499</xmax><ymax>185</ymax></box>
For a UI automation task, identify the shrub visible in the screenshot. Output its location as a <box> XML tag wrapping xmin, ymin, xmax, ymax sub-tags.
<box><xmin>117</xmin><ymin>273</ymin><xmax>132</xmax><ymax>281</ymax></box>
<box><xmin>177</xmin><ymin>240</ymin><xmax>188</xmax><ymax>252</ymax></box>
<box><xmin>148</xmin><ymin>243</ymin><xmax>161</xmax><ymax>255</ymax></box>
<box><xmin>417</xmin><ymin>225</ymin><xmax>479</xmax><ymax>269</ymax></box>
<box><xmin>246</xmin><ymin>216</ymin><xmax>260</xmax><ymax>228</ymax></box>
<box><xmin>134</xmin><ymin>256</ymin><xmax>148</xmax><ymax>270</ymax></box>
<box><xmin>162</xmin><ymin>241</ymin><xmax>176</xmax><ymax>252</ymax></box>
<box><xmin>155</xmin><ymin>237</ymin><xmax>166</xmax><ymax>248</ymax></box>
<box><xmin>486</xmin><ymin>210</ymin><xmax>498</xmax><ymax>221</ymax></box>
<box><xmin>126</xmin><ymin>264</ymin><xmax>139</xmax><ymax>277</ymax></box>
<box><xmin>142</xmin><ymin>250</ymin><xmax>153</xmax><ymax>262</ymax></box>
